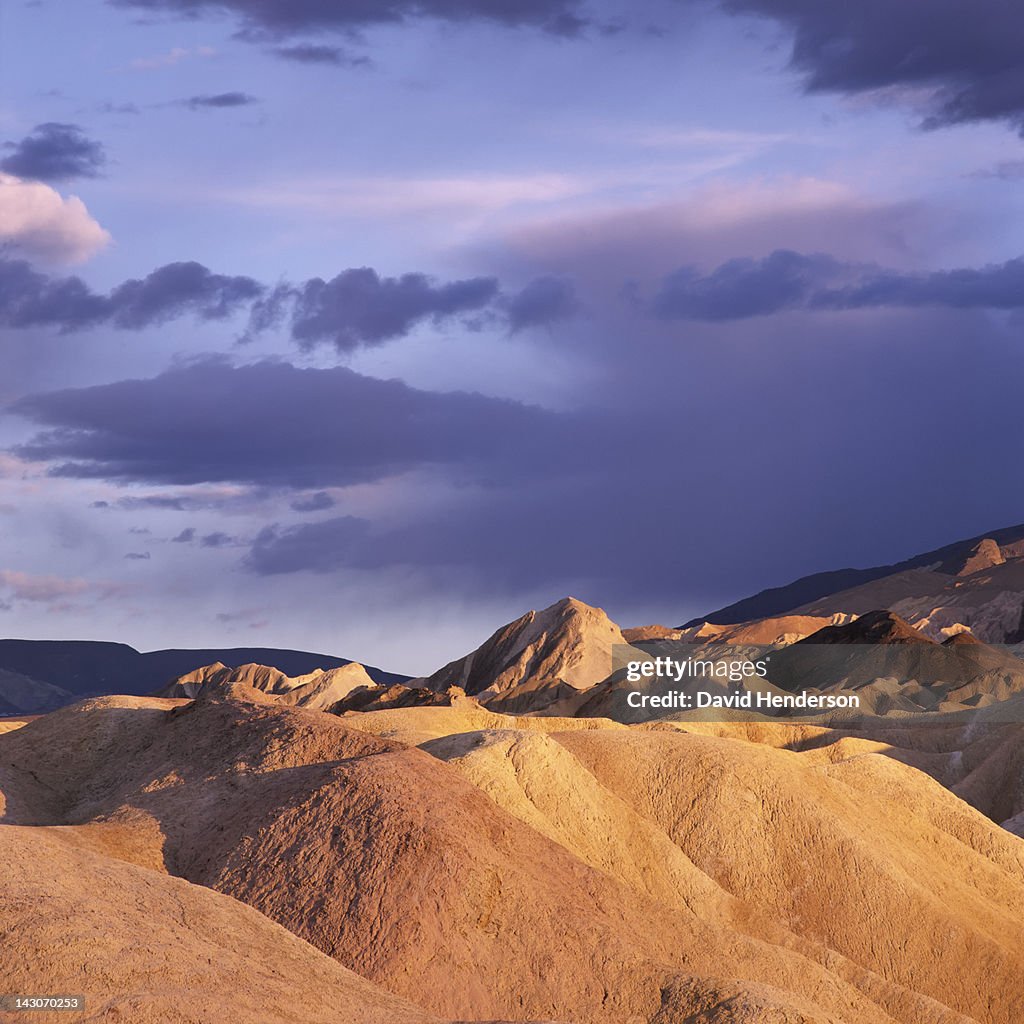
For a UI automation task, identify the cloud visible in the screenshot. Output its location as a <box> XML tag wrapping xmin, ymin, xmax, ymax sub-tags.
<box><xmin>290</xmin><ymin>490</ymin><xmax>335</xmax><ymax>512</ymax></box>
<box><xmin>130</xmin><ymin>45</ymin><xmax>216</xmax><ymax>70</ymax></box>
<box><xmin>0</xmin><ymin>569</ymin><xmax>125</xmax><ymax>603</ymax></box>
<box><xmin>288</xmin><ymin>268</ymin><xmax>500</xmax><ymax>350</ymax></box>
<box><xmin>124</xmin><ymin>551</ymin><xmax>151</xmax><ymax>560</ymax></box>
<box><xmin>117</xmin><ymin>495</ymin><xmax>191</xmax><ymax>511</ymax></box>
<box><xmin>973</xmin><ymin>160</ymin><xmax>1024</xmax><ymax>180</ymax></box>
<box><xmin>199</xmin><ymin>531</ymin><xmax>236</xmax><ymax>547</ymax></box>
<box><xmin>97</xmin><ymin>102</ymin><xmax>142</xmax><ymax>115</ymax></box>
<box><xmin>248</xmin><ymin>517</ymin><xmax>371</xmax><ymax>574</ymax></box>
<box><xmin>181</xmin><ymin>92</ymin><xmax>259</xmax><ymax>110</ymax></box>
<box><xmin>0</xmin><ymin>259</ymin><xmax>262</xmax><ymax>332</ymax></box>
<box><xmin>706</xmin><ymin>0</ymin><xmax>1024</xmax><ymax>133</ymax></box>
<box><xmin>0</xmin><ymin>174</ymin><xmax>110</xmax><ymax>264</ymax></box>
<box><xmin>652</xmin><ymin>249</ymin><xmax>1024</xmax><ymax>320</ymax></box>
<box><xmin>11</xmin><ymin>360</ymin><xmax>565</xmax><ymax>488</ymax></box>
<box><xmin>11</xmin><ymin>304</ymin><xmax>1024</xmax><ymax>612</ymax></box>
<box><xmin>653</xmin><ymin>250</ymin><xmax>846</xmax><ymax>320</ymax></box>
<box><xmin>271</xmin><ymin>44</ymin><xmax>369</xmax><ymax>67</ymax></box>
<box><xmin>489</xmin><ymin>179</ymin><xmax>935</xmax><ymax>298</ymax></box>
<box><xmin>1</xmin><ymin>123</ymin><xmax>106</xmax><ymax>183</ymax></box>
<box><xmin>215</xmin><ymin>606</ymin><xmax>269</xmax><ymax>627</ymax></box>
<box><xmin>111</xmin><ymin>0</ymin><xmax>589</xmax><ymax>39</ymax></box>
<box><xmin>171</xmin><ymin>527</ymin><xmax>196</xmax><ymax>542</ymax></box>
<box><xmin>504</xmin><ymin>276</ymin><xmax>577</xmax><ymax>331</ymax></box>
<box><xmin>0</xmin><ymin>257</ymin><xmax>572</xmax><ymax>345</ymax></box>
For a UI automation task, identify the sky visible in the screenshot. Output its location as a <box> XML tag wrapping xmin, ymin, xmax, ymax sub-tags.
<box><xmin>2</xmin><ymin>0</ymin><xmax>1024</xmax><ymax>674</ymax></box>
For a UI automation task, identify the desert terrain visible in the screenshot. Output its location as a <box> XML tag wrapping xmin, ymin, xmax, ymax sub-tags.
<box><xmin>3</xmin><ymin>528</ymin><xmax>1024</xmax><ymax>1022</ymax></box>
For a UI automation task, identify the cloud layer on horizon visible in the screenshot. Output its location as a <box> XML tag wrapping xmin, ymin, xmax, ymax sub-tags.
<box><xmin>652</xmin><ymin>250</ymin><xmax>1024</xmax><ymax>321</ymax></box>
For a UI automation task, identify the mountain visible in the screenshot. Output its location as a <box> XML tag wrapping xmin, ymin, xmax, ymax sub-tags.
<box><xmin>415</xmin><ymin>596</ymin><xmax>630</xmax><ymax>713</ymax></box>
<box><xmin>763</xmin><ymin>610</ymin><xmax>1024</xmax><ymax>713</ymax></box>
<box><xmin>0</xmin><ymin>640</ymin><xmax>408</xmax><ymax>713</ymax></box>
<box><xmin>5</xmin><ymin>687</ymin><xmax>1024</xmax><ymax>1022</ymax></box>
<box><xmin>157</xmin><ymin>661</ymin><xmax>380</xmax><ymax>711</ymax></box>
<box><xmin>0</xmin><ymin>667</ymin><xmax>75</xmax><ymax>715</ymax></box>
<box><xmin>683</xmin><ymin>523</ymin><xmax>1024</xmax><ymax>630</ymax></box>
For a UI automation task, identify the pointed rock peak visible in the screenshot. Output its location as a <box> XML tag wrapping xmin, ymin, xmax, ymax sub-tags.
<box><xmin>955</xmin><ymin>538</ymin><xmax>1006</xmax><ymax>577</ymax></box>
<box><xmin>537</xmin><ymin>596</ymin><xmax>618</xmax><ymax>628</ymax></box>
<box><xmin>802</xmin><ymin>609</ymin><xmax>935</xmax><ymax>646</ymax></box>
<box><xmin>417</xmin><ymin>596</ymin><xmax>626</xmax><ymax>700</ymax></box>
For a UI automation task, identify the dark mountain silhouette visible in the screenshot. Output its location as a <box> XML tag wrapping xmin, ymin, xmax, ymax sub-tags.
<box><xmin>682</xmin><ymin>522</ymin><xmax>1024</xmax><ymax>627</ymax></box>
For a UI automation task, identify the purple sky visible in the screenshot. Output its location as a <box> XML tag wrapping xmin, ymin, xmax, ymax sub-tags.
<box><xmin>2</xmin><ymin>0</ymin><xmax>1024</xmax><ymax>673</ymax></box>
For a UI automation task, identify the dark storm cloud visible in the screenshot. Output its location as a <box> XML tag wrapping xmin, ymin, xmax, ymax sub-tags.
<box><xmin>11</xmin><ymin>361</ymin><xmax>567</xmax><ymax>488</ymax></box>
<box><xmin>1</xmin><ymin>123</ymin><xmax>106</xmax><ymax>182</ymax></box>
<box><xmin>708</xmin><ymin>0</ymin><xmax>1024</xmax><ymax>132</ymax></box>
<box><xmin>504</xmin><ymin>276</ymin><xmax>578</xmax><ymax>331</ymax></box>
<box><xmin>12</xmin><ymin>308</ymin><xmax>1024</xmax><ymax>610</ymax></box>
<box><xmin>225</xmin><ymin>310</ymin><xmax>1024</xmax><ymax>611</ymax></box>
<box><xmin>271</xmin><ymin>44</ymin><xmax>369</xmax><ymax>66</ymax></box>
<box><xmin>652</xmin><ymin>250</ymin><xmax>1024</xmax><ymax>320</ymax></box>
<box><xmin>248</xmin><ymin>516</ymin><xmax>371</xmax><ymax>574</ymax></box>
<box><xmin>200</xmin><ymin>531</ymin><xmax>236</xmax><ymax>547</ymax></box>
<box><xmin>288</xmin><ymin>268</ymin><xmax>500</xmax><ymax>350</ymax></box>
<box><xmin>110</xmin><ymin>0</ymin><xmax>589</xmax><ymax>38</ymax></box>
<box><xmin>654</xmin><ymin>251</ymin><xmax>844</xmax><ymax>321</ymax></box>
<box><xmin>290</xmin><ymin>490</ymin><xmax>335</xmax><ymax>512</ymax></box>
<box><xmin>181</xmin><ymin>92</ymin><xmax>258</xmax><ymax>110</ymax></box>
<box><xmin>0</xmin><ymin>259</ymin><xmax>571</xmax><ymax>346</ymax></box>
<box><xmin>0</xmin><ymin>259</ymin><xmax>262</xmax><ymax>332</ymax></box>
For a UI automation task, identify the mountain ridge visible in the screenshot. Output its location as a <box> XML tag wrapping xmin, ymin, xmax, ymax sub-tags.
<box><xmin>0</xmin><ymin>640</ymin><xmax>408</xmax><ymax>715</ymax></box>
<box><xmin>682</xmin><ymin>522</ymin><xmax>1024</xmax><ymax>627</ymax></box>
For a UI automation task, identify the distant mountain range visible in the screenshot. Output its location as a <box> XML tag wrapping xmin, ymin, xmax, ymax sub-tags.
<box><xmin>0</xmin><ymin>640</ymin><xmax>408</xmax><ymax>716</ymax></box>
<box><xmin>8</xmin><ymin>521</ymin><xmax>1024</xmax><ymax>720</ymax></box>
<box><xmin>682</xmin><ymin>522</ymin><xmax>1024</xmax><ymax>628</ymax></box>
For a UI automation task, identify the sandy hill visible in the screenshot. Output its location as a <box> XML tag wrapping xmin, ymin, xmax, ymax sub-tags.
<box><xmin>3</xmin><ymin>690</ymin><xmax>1023</xmax><ymax>1022</ymax></box>
<box><xmin>414</xmin><ymin>596</ymin><xmax>632</xmax><ymax>713</ymax></box>
<box><xmin>158</xmin><ymin>661</ymin><xmax>379</xmax><ymax>711</ymax></box>
<box><xmin>1</xmin><ymin>825</ymin><xmax>452</xmax><ymax>1024</ymax></box>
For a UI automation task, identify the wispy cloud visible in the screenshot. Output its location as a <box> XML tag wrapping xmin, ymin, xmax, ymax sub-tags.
<box><xmin>0</xmin><ymin>569</ymin><xmax>127</xmax><ymax>604</ymax></box>
<box><xmin>180</xmin><ymin>92</ymin><xmax>259</xmax><ymax>111</ymax></box>
<box><xmin>129</xmin><ymin>45</ymin><xmax>216</xmax><ymax>71</ymax></box>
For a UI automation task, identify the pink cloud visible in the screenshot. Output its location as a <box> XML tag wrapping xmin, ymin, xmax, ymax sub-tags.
<box><xmin>0</xmin><ymin>173</ymin><xmax>110</xmax><ymax>265</ymax></box>
<box><xmin>0</xmin><ymin>570</ymin><xmax>128</xmax><ymax>604</ymax></box>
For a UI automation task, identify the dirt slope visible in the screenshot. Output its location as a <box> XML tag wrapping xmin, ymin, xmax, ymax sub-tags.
<box><xmin>0</xmin><ymin>824</ymin><xmax>448</xmax><ymax>1024</ymax></box>
<box><xmin>3</xmin><ymin>692</ymin><xmax>1019</xmax><ymax>1022</ymax></box>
